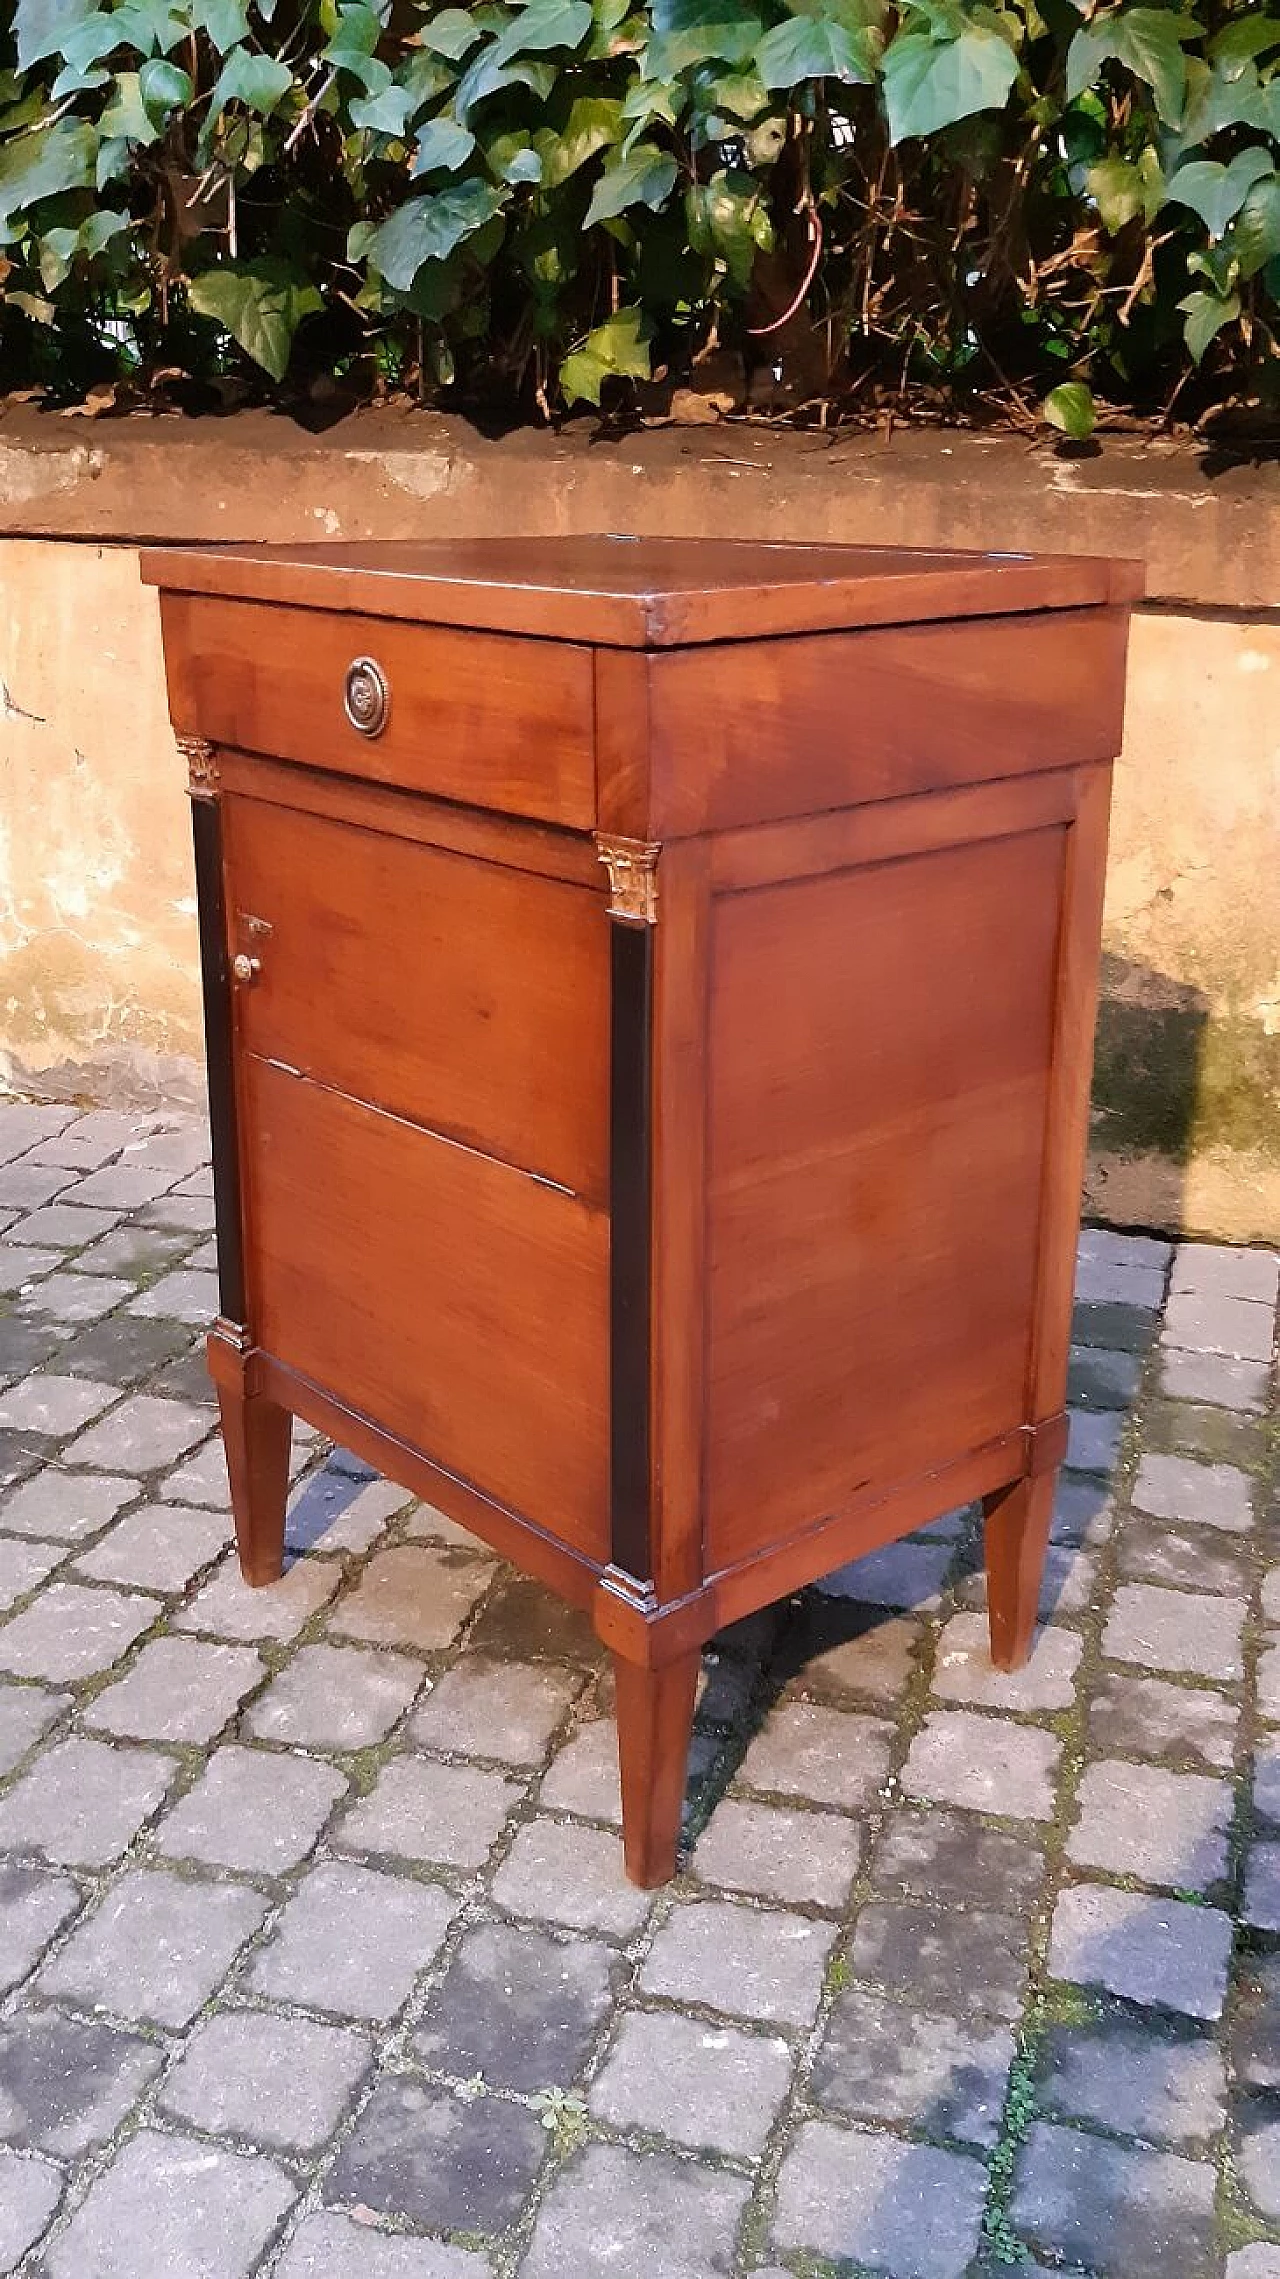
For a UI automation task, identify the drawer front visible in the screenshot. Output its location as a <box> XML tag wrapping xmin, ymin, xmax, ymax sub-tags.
<box><xmin>224</xmin><ymin>794</ymin><xmax>608</xmax><ymax>1201</ymax></box>
<box><xmin>161</xmin><ymin>591</ymin><xmax>596</xmax><ymax>829</ymax></box>
<box><xmin>244</xmin><ymin>1055</ymin><xmax>610</xmax><ymax>1560</ymax></box>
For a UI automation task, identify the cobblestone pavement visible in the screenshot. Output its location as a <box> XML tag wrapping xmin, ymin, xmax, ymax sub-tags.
<box><xmin>0</xmin><ymin>1100</ymin><xmax>1277</xmax><ymax>2279</ymax></box>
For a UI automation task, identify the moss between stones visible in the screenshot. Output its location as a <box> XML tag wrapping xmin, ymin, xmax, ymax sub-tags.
<box><xmin>1092</xmin><ymin>997</ymin><xmax>1280</xmax><ymax>1166</ymax></box>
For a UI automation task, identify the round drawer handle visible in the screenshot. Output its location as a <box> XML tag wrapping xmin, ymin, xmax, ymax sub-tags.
<box><xmin>343</xmin><ymin>655</ymin><xmax>390</xmax><ymax>739</ymax></box>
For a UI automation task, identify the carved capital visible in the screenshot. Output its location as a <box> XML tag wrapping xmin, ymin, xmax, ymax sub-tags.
<box><xmin>596</xmin><ymin>834</ymin><xmax>660</xmax><ymax>926</ymax></box>
<box><xmin>179</xmin><ymin>735</ymin><xmax>219</xmax><ymax>798</ymax></box>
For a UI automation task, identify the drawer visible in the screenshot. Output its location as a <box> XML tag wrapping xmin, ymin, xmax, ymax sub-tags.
<box><xmin>160</xmin><ymin>591</ymin><xmax>596</xmax><ymax>830</ymax></box>
<box><xmin>244</xmin><ymin>1055</ymin><xmax>610</xmax><ymax>1560</ymax></box>
<box><xmin>223</xmin><ymin>793</ymin><xmax>608</xmax><ymax>1202</ymax></box>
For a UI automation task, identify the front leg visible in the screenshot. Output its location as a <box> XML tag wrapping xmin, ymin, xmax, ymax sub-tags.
<box><xmin>612</xmin><ymin>1650</ymin><xmax>700</xmax><ymax>1889</ymax></box>
<box><xmin>982</xmin><ymin>1470</ymin><xmax>1056</xmax><ymax>1670</ymax></box>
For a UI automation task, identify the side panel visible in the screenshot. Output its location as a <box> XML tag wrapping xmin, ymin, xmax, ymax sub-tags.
<box><xmin>704</xmin><ymin>822</ymin><xmax>1066</xmax><ymax>1571</ymax></box>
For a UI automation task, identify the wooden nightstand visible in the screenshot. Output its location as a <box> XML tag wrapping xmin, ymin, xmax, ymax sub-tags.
<box><xmin>143</xmin><ymin>536</ymin><xmax>1140</xmax><ymax>1887</ymax></box>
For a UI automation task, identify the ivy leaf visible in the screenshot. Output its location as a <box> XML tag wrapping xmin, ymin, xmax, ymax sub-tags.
<box><xmin>0</xmin><ymin>120</ymin><xmax>96</xmax><ymax>239</ymax></box>
<box><xmin>1231</xmin><ymin>175</ymin><xmax>1280</xmax><ymax>279</ymax></box>
<box><xmin>533</xmin><ymin>95</ymin><xmax>624</xmax><ymax>186</ymax></box>
<box><xmin>583</xmin><ymin>141</ymin><xmax>679</xmax><ymax>226</ymax></box>
<box><xmin>1041</xmin><ymin>380</ymin><xmax>1096</xmax><ymax>438</ymax></box>
<box><xmin>14</xmin><ymin>0</ymin><xmax>98</xmax><ymax>71</ymax></box>
<box><xmin>883</xmin><ymin>19</ymin><xmax>1019</xmax><ymax>144</ymax></box>
<box><xmin>560</xmin><ymin>303</ymin><xmax>652</xmax><ymax>404</ymax></box>
<box><xmin>454</xmin><ymin>49</ymin><xmax>558</xmax><ymax>122</ymax></box>
<box><xmin>412</xmin><ymin>116</ymin><xmax>478</xmax><ymax>174</ymax></box>
<box><xmin>139</xmin><ymin>57</ymin><xmax>194</xmax><ymax>123</ymax></box>
<box><xmin>349</xmin><ymin>85</ymin><xmax>419</xmax><ymax>136</ymax></box>
<box><xmin>648</xmin><ymin>1</ymin><xmax>768</xmax><ymax>74</ymax></box>
<box><xmin>490</xmin><ymin>0</ymin><xmax>595</xmax><ymax>61</ymax></box>
<box><xmin>1087</xmin><ymin>148</ymin><xmax>1162</xmax><ymax>232</ymax></box>
<box><xmin>203</xmin><ymin>0</ymin><xmax>253</xmax><ymax>50</ymax></box>
<box><xmin>1177</xmin><ymin>284</ymin><xmax>1239</xmax><ymax>362</ymax></box>
<box><xmin>368</xmin><ymin>179</ymin><xmax>507</xmax><ymax>289</ymax></box>
<box><xmin>756</xmin><ymin>14</ymin><xmax>878</xmax><ymax>89</ymax></box>
<box><xmin>189</xmin><ymin>260</ymin><xmax>323</xmax><ymax>381</ymax></box>
<box><xmin>1066</xmin><ymin>9</ymin><xmax>1200</xmax><ymax>127</ymax></box>
<box><xmin>207</xmin><ymin>49</ymin><xmax>294</xmax><ymax>119</ymax></box>
<box><xmin>1170</xmin><ymin>58</ymin><xmax>1267</xmax><ymax>155</ymax></box>
<box><xmin>686</xmin><ymin>166</ymin><xmax>775</xmax><ymax>284</ymax></box>
<box><xmin>1164</xmin><ymin>148</ymin><xmax>1272</xmax><ymax>240</ymax></box>
<box><xmin>418</xmin><ymin>8</ymin><xmax>486</xmax><ymax>59</ymax></box>
<box><xmin>1208</xmin><ymin>16</ymin><xmax>1280</xmax><ymax>71</ymax></box>
<box><xmin>485</xmin><ymin>134</ymin><xmax>545</xmax><ymax>183</ymax></box>
<box><xmin>38</xmin><ymin>206</ymin><xmax>129</xmax><ymax>291</ymax></box>
<box><xmin>324</xmin><ymin>4</ymin><xmax>390</xmax><ymax>89</ymax></box>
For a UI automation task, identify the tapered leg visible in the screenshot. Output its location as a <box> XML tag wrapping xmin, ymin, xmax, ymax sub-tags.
<box><xmin>613</xmin><ymin>1650</ymin><xmax>700</xmax><ymax>1889</ymax></box>
<box><xmin>218</xmin><ymin>1382</ymin><xmax>292</xmax><ymax>1586</ymax></box>
<box><xmin>983</xmin><ymin>1469</ymin><xmax>1056</xmax><ymax>1669</ymax></box>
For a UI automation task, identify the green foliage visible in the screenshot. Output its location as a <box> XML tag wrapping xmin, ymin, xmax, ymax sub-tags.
<box><xmin>0</xmin><ymin>0</ymin><xmax>1276</xmax><ymax>429</ymax></box>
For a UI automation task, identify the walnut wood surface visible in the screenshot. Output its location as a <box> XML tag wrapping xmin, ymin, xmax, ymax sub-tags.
<box><xmin>151</xmin><ymin>535</ymin><xmax>1137</xmax><ymax>1886</ymax></box>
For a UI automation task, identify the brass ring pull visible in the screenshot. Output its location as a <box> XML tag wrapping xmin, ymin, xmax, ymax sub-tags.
<box><xmin>344</xmin><ymin>655</ymin><xmax>390</xmax><ymax>738</ymax></box>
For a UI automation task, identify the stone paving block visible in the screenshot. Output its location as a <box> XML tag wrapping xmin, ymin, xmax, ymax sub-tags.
<box><xmin>9</xmin><ymin>1203</ymin><xmax>122</xmax><ymax>1250</ymax></box>
<box><xmin>1244</xmin><ymin>1845</ymin><xmax>1280</xmax><ymax>1931</ymax></box>
<box><xmin>0</xmin><ymin>1733</ymin><xmax>178</xmax><ymax>1867</ymax></box>
<box><xmin>1259</xmin><ymin>1645</ymin><xmax>1280</xmax><ymax>1724</ymax></box>
<box><xmin>338</xmin><ymin>1754</ymin><xmax>524</xmax><ymax>1871</ymax></box>
<box><xmin>850</xmin><ymin>1898</ymin><xmax>1029</xmax><ymax>2020</ymax></box>
<box><xmin>0</xmin><ymin>1103</ymin><xmax>75</xmax><ymax>1159</ymax></box>
<box><xmin>1088</xmin><ymin>1671</ymin><xmax>1239</xmax><ymax>1772</ymax></box>
<box><xmin>31</xmin><ymin>1110</ymin><xmax>161</xmax><ymax>1169</ymax></box>
<box><xmin>63</xmin><ymin>1392</ymin><xmax>209</xmax><ymax>1471</ymax></box>
<box><xmin>1067</xmin><ymin>1759</ymin><xmax>1233</xmax><ymax>1890</ymax></box>
<box><xmin>129</xmin><ymin>1267</ymin><xmax>220</xmax><ymax>1323</ymax></box>
<box><xmin>640</xmin><ymin>1895</ymin><xmax>834</xmax><ymax>2025</ymax></box>
<box><xmin>325</xmin><ymin>2076</ymin><xmax>545</xmax><ymax>2235</ymax></box>
<box><xmin>0</xmin><ymin>1432</ymin><xmax>42</xmax><ymax>1494</ymax></box>
<box><xmin>819</xmin><ymin>1537</ymin><xmax>952</xmax><ymax>1609</ymax></box>
<box><xmin>247</xmin><ymin>1860</ymin><xmax>456</xmax><ymax>2021</ymax></box>
<box><xmin>1067</xmin><ymin>1343</ymin><xmax>1144</xmax><ymax>1411</ymax></box>
<box><xmin>57</xmin><ymin>1312</ymin><xmax>192</xmax><ymax>1387</ymax></box>
<box><xmin>410</xmin><ymin>1656</ymin><xmax>581</xmax><ymax>1764</ymax></box>
<box><xmin>286</xmin><ymin>1471</ymin><xmax>410</xmax><ymax>1557</ymax></box>
<box><xmin>466</xmin><ymin>1573</ymin><xmax>603</xmax><ymax>1667</ymax></box>
<box><xmin>773</xmin><ymin>2118</ymin><xmax>987</xmax><ymax>2279</ymax></box>
<box><xmin>0</xmin><ymin>2147</ymin><xmax>62</xmax><ymax>2270</ymax></box>
<box><xmin>1144</xmin><ymin>1399</ymin><xmax>1267</xmax><ymax>1470</ymax></box>
<box><xmin>0</xmin><ymin>1681</ymin><xmax>68</xmax><ymax>1776</ymax></box>
<box><xmin>1235</xmin><ymin>1953</ymin><xmax>1280</xmax><ymax>2090</ymax></box>
<box><xmin>1075</xmin><ymin>1253</ymin><xmax>1166</xmax><ymax>1308</ymax></box>
<box><xmin>0</xmin><ymin>2009</ymin><xmax>164</xmax><ymax>2156</ymax></box>
<box><xmin>0</xmin><ymin>1373</ymin><xmax>117</xmax><ymax>1436</ymax></box>
<box><xmin>931</xmin><ymin>1612</ymin><xmax>1082</xmax><ymax>1712</ymax></box>
<box><xmin>1048</xmin><ymin>1883</ymin><xmax>1233</xmax><ymax>2019</ymax></box>
<box><xmin>19</xmin><ymin>1271</ymin><xmax>131</xmax><ymax>1323</ymax></box>
<box><xmin>72</xmin><ymin>1163</ymin><xmax>185</xmax><ymax>1210</ymax></box>
<box><xmin>157</xmin><ymin>1437</ymin><xmax>230</xmax><ymax>1507</ymax></box>
<box><xmin>813</xmin><ymin>1983</ymin><xmax>1014</xmax><ymax>2147</ymax></box>
<box><xmin>1173</xmin><ymin>1244</ymin><xmax>1280</xmax><ymax>1306</ymax></box>
<box><xmin>175</xmin><ymin>1551</ymin><xmax>341</xmax><ymax>1643</ymax></box>
<box><xmin>1117</xmin><ymin>1514</ymin><xmax>1253</xmax><ymax>1596</ymax></box>
<box><xmin>43</xmin><ymin>2127</ymin><xmax>296</xmax><ymax>2279</ymax></box>
<box><xmin>0</xmin><ymin>1316</ymin><xmax>66</xmax><ymax>1382</ymax></box>
<box><xmin>1132</xmin><ymin>1452</ymin><xmax>1255</xmax><ymax>1533</ymax></box>
<box><xmin>1067</xmin><ymin>1406</ymin><xmax>1126</xmax><ymax>1475</ymax></box>
<box><xmin>902</xmin><ymin>1709</ymin><xmax>1061</xmax><ymax>1820</ymax></box>
<box><xmin>415</xmin><ymin>1918</ymin><xmax>617</xmax><ymax>2091</ymax></box>
<box><xmin>1258</xmin><ymin>1741</ymin><xmax>1280</xmax><ymax>1823</ymax></box>
<box><xmin>73</xmin><ymin>1503</ymin><xmax>231</xmax><ymax>1594</ymax></box>
<box><xmin>491</xmin><ymin>1818</ymin><xmax>652</xmax><ymax>1938</ymax></box>
<box><xmin>736</xmin><ymin>1701</ymin><xmax>894</xmax><ymax>1811</ymax></box>
<box><xmin>39</xmin><ymin>1866</ymin><xmax>268</xmax><ymax>2028</ymax></box>
<box><xmin>85</xmin><ymin>1637</ymin><xmax>264</xmax><ymax>1744</ymax></box>
<box><xmin>1041</xmin><ymin>2019</ymin><xmax>1226</xmax><ymax>2146</ymax></box>
<box><xmin>123</xmin><ymin>1122</ymin><xmax>209</xmax><ymax>1176</ymax></box>
<box><xmin>0</xmin><ymin>1467</ymin><xmax>136</xmax><ymax>1545</ymax></box>
<box><xmin>0</xmin><ymin>1861</ymin><xmax>82</xmax><ymax>1995</ymax></box>
<box><xmin>244</xmin><ymin>1641</ymin><xmax>424</xmax><ymax>1748</ymax></box>
<box><xmin>539</xmin><ymin>1719</ymin><xmax>622</xmax><ymax>1821</ymax></box>
<box><xmin>276</xmin><ymin>2213</ymin><xmax>489</xmax><ymax>2279</ymax></box>
<box><xmin>401</xmin><ymin>1499</ymin><xmax>484</xmax><ymax>1550</ymax></box>
<box><xmin>776</xmin><ymin>1602</ymin><xmax>921</xmax><ymax>1705</ymax></box>
<box><xmin>0</xmin><ymin>1245</ymin><xmax>59</xmax><ymax>1295</ymax></box>
<box><xmin>330</xmin><ymin>1545</ymin><xmax>494</xmax><ymax>1652</ymax></box>
<box><xmin>1239</xmin><ymin>2108</ymin><xmax>1280</xmax><ymax>2221</ymax></box>
<box><xmin>0</xmin><ymin>1533</ymin><xmax>66</xmax><ymax>1612</ymax></box>
<box><xmin>0</xmin><ymin>1579</ymin><xmax>157</xmax><ymax>1683</ymax></box>
<box><xmin>871</xmin><ymin>1807</ymin><xmax>1045</xmax><ymax>1913</ymax></box>
<box><xmin>148</xmin><ymin>1345</ymin><xmax>217</xmax><ymax>1408</ymax></box>
<box><xmin>1079</xmin><ymin>1229</ymin><xmax>1172</xmax><ymax>1271</ymax></box>
<box><xmin>1104</xmin><ymin>1583</ymin><xmax>1246</xmax><ymax>1681</ymax></box>
<box><xmin>158</xmin><ymin>1743</ymin><xmax>347</xmax><ymax>1875</ymax></box>
<box><xmin>137</xmin><ymin>1192</ymin><xmax>214</xmax><ymax>1235</ymax></box>
<box><xmin>73</xmin><ymin>1222</ymin><xmax>196</xmax><ymax>1279</ymax></box>
<box><xmin>1158</xmin><ymin>1346</ymin><xmax>1271</xmax><ymax>1413</ymax></box>
<box><xmin>1011</xmin><ymin>2119</ymin><xmax>1216</xmax><ymax>2278</ymax></box>
<box><xmin>521</xmin><ymin>2142</ymin><xmax>750</xmax><ymax>2279</ymax></box>
<box><xmin>1264</xmin><ymin>1567</ymin><xmax>1280</xmax><ymax>1627</ymax></box>
<box><xmin>0</xmin><ymin>1159</ymin><xmax>73</xmax><ymax>1209</ymax></box>
<box><xmin>960</xmin><ymin>1544</ymin><xmax>1097</xmax><ymax>1621</ymax></box>
<box><xmin>1163</xmin><ymin>1289</ymin><xmax>1275</xmax><ymax>1363</ymax></box>
<box><xmin>693</xmin><ymin>1796</ymin><xmax>861</xmax><ymax>1907</ymax></box>
<box><xmin>1227</xmin><ymin>2253</ymin><xmax>1280</xmax><ymax>2279</ymax></box>
<box><xmin>159</xmin><ymin>2009</ymin><xmax>373</xmax><ymax>2152</ymax></box>
<box><xmin>589</xmin><ymin>2007</ymin><xmax>792</xmax><ymax>2156</ymax></box>
<box><xmin>1051</xmin><ymin>1473</ymin><xmax>1115</xmax><ymax>1547</ymax></box>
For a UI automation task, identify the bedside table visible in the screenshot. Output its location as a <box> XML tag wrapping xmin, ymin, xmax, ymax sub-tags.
<box><xmin>143</xmin><ymin>535</ymin><xmax>1140</xmax><ymax>1886</ymax></box>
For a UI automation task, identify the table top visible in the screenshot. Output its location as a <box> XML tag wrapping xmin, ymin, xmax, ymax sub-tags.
<box><xmin>142</xmin><ymin>535</ymin><xmax>1143</xmax><ymax>648</ymax></box>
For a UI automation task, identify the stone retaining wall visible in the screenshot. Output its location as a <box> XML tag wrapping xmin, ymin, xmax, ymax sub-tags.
<box><xmin>0</xmin><ymin>412</ymin><xmax>1275</xmax><ymax>1239</ymax></box>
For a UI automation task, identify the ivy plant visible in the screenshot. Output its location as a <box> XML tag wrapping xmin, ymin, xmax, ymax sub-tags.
<box><xmin>0</xmin><ymin>0</ymin><xmax>1276</xmax><ymax>430</ymax></box>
